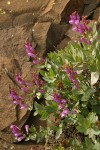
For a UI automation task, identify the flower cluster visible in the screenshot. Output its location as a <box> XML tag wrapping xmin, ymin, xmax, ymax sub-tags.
<box><xmin>53</xmin><ymin>92</ymin><xmax>69</xmax><ymax>118</ymax></box>
<box><xmin>25</xmin><ymin>42</ymin><xmax>44</xmax><ymax>64</ymax></box>
<box><xmin>9</xmin><ymin>87</ymin><xmax>27</xmax><ymax>109</ymax></box>
<box><xmin>10</xmin><ymin>125</ymin><xmax>29</xmax><ymax>141</ymax></box>
<box><xmin>65</xmin><ymin>64</ymin><xmax>79</xmax><ymax>89</ymax></box>
<box><xmin>16</xmin><ymin>74</ymin><xmax>31</xmax><ymax>92</ymax></box>
<box><xmin>33</xmin><ymin>72</ymin><xmax>45</xmax><ymax>93</ymax></box>
<box><xmin>69</xmin><ymin>12</ymin><xmax>92</xmax><ymax>44</ymax></box>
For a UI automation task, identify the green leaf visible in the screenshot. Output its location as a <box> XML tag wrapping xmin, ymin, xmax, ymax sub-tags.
<box><xmin>41</xmin><ymin>111</ymin><xmax>48</xmax><ymax>120</ymax></box>
<box><xmin>55</xmin><ymin>127</ymin><xmax>62</xmax><ymax>139</ymax></box>
<box><xmin>77</xmin><ymin>114</ymin><xmax>85</xmax><ymax>125</ymax></box>
<box><xmin>45</xmin><ymin>103</ymin><xmax>58</xmax><ymax>113</ymax></box>
<box><xmin>81</xmin><ymin>88</ymin><xmax>95</xmax><ymax>101</ymax></box>
<box><xmin>40</xmin><ymin>70</ymin><xmax>46</xmax><ymax>76</ymax></box>
<box><xmin>92</xmin><ymin>126</ymin><xmax>100</xmax><ymax>135</ymax></box>
<box><xmin>92</xmin><ymin>23</ymin><xmax>97</xmax><ymax>34</ymax></box>
<box><xmin>94</xmin><ymin>142</ymin><xmax>100</xmax><ymax>150</ymax></box>
<box><xmin>87</xmin><ymin>112</ymin><xmax>98</xmax><ymax>124</ymax></box>
<box><xmin>34</xmin><ymin>102</ymin><xmax>44</xmax><ymax>115</ymax></box>
<box><xmin>76</xmin><ymin>125</ymin><xmax>86</xmax><ymax>133</ymax></box>
<box><xmin>85</xmin><ymin>128</ymin><xmax>94</xmax><ymax>138</ymax></box>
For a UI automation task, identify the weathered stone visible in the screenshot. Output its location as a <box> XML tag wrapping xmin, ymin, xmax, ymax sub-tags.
<box><xmin>83</xmin><ymin>1</ymin><xmax>99</xmax><ymax>16</ymax></box>
<box><xmin>84</xmin><ymin>0</ymin><xmax>99</xmax><ymax>4</ymax></box>
<box><xmin>39</xmin><ymin>0</ymin><xmax>70</xmax><ymax>23</ymax></box>
<box><xmin>0</xmin><ymin>0</ymin><xmax>49</xmax><ymax>15</ymax></box>
<box><xmin>33</xmin><ymin>22</ymin><xmax>51</xmax><ymax>51</ymax></box>
<box><xmin>65</xmin><ymin>27</ymin><xmax>80</xmax><ymax>41</ymax></box>
<box><xmin>45</xmin><ymin>24</ymin><xmax>68</xmax><ymax>54</ymax></box>
<box><xmin>13</xmin><ymin>13</ymin><xmax>35</xmax><ymax>26</ymax></box>
<box><xmin>0</xmin><ymin>57</ymin><xmax>33</xmax><ymax>130</ymax></box>
<box><xmin>0</xmin><ymin>57</ymin><xmax>17</xmax><ymax>130</ymax></box>
<box><xmin>0</xmin><ymin>14</ymin><xmax>12</xmax><ymax>29</ymax></box>
<box><xmin>93</xmin><ymin>7</ymin><xmax>100</xmax><ymax>22</ymax></box>
<box><xmin>39</xmin><ymin>0</ymin><xmax>84</xmax><ymax>23</ymax></box>
<box><xmin>61</xmin><ymin>0</ymin><xmax>84</xmax><ymax>23</ymax></box>
<box><xmin>57</xmin><ymin>37</ymin><xmax>70</xmax><ymax>50</ymax></box>
<box><xmin>0</xmin><ymin>26</ymin><xmax>32</xmax><ymax>63</ymax></box>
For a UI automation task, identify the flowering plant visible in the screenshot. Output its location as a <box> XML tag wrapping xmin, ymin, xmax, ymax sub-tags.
<box><xmin>10</xmin><ymin>12</ymin><xmax>100</xmax><ymax>149</ymax></box>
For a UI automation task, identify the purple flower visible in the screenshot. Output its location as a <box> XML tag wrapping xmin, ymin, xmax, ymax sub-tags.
<box><xmin>16</xmin><ymin>74</ymin><xmax>30</xmax><ymax>87</ymax></box>
<box><xmin>87</xmin><ymin>40</ymin><xmax>91</xmax><ymax>45</ymax></box>
<box><xmin>16</xmin><ymin>74</ymin><xmax>31</xmax><ymax>93</ymax></box>
<box><xmin>25</xmin><ymin>125</ymin><xmax>29</xmax><ymax>135</ymax></box>
<box><xmin>20</xmin><ymin>103</ymin><xmax>27</xmax><ymax>109</ymax></box>
<box><xmin>58</xmin><ymin>104</ymin><xmax>63</xmax><ymax>110</ymax></box>
<box><xmin>33</xmin><ymin>59</ymin><xmax>39</xmax><ymax>64</ymax></box>
<box><xmin>10</xmin><ymin>125</ymin><xmax>25</xmax><ymax>141</ymax></box>
<box><xmin>61</xmin><ymin>108</ymin><xmax>69</xmax><ymax>118</ymax></box>
<box><xmin>53</xmin><ymin>92</ymin><xmax>61</xmax><ymax>103</ymax></box>
<box><xmin>80</xmin><ymin>37</ymin><xmax>86</xmax><ymax>43</ymax></box>
<box><xmin>72</xmin><ymin>26</ymin><xmax>79</xmax><ymax>32</ymax></box>
<box><xmin>69</xmin><ymin>12</ymin><xmax>92</xmax><ymax>45</ymax></box>
<box><xmin>33</xmin><ymin>73</ymin><xmax>44</xmax><ymax>87</ymax></box>
<box><xmin>33</xmin><ymin>57</ymin><xmax>44</xmax><ymax>65</ymax></box>
<box><xmin>21</xmin><ymin>87</ymin><xmax>28</xmax><ymax>93</ymax></box>
<box><xmin>69</xmin><ymin>12</ymin><xmax>80</xmax><ymax>25</ymax></box>
<box><xmin>25</xmin><ymin>43</ymin><xmax>36</xmax><ymax>58</ymax></box>
<box><xmin>88</xmin><ymin>27</ymin><xmax>92</xmax><ymax>32</ymax></box>
<box><xmin>9</xmin><ymin>88</ymin><xmax>27</xmax><ymax>109</ymax></box>
<box><xmin>39</xmin><ymin>89</ymin><xmax>45</xmax><ymax>93</ymax></box>
<box><xmin>16</xmin><ymin>74</ymin><xmax>25</xmax><ymax>85</ymax></box>
<box><xmin>61</xmin><ymin>99</ymin><xmax>66</xmax><ymax>104</ymax></box>
<box><xmin>10</xmin><ymin>89</ymin><xmax>22</xmax><ymax>103</ymax></box>
<box><xmin>65</xmin><ymin>65</ymin><xmax>80</xmax><ymax>89</ymax></box>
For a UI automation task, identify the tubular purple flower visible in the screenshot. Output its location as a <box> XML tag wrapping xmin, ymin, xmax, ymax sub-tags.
<box><xmin>21</xmin><ymin>87</ymin><xmax>28</xmax><ymax>93</ymax></box>
<box><xmin>69</xmin><ymin>12</ymin><xmax>92</xmax><ymax>45</ymax></box>
<box><xmin>72</xmin><ymin>26</ymin><xmax>79</xmax><ymax>32</ymax></box>
<box><xmin>17</xmin><ymin>136</ymin><xmax>26</xmax><ymax>142</ymax></box>
<box><xmin>25</xmin><ymin>125</ymin><xmax>29</xmax><ymax>135</ymax></box>
<box><xmin>58</xmin><ymin>104</ymin><xmax>63</xmax><ymax>110</ymax></box>
<box><xmin>16</xmin><ymin>74</ymin><xmax>31</xmax><ymax>93</ymax></box>
<box><xmin>33</xmin><ymin>73</ymin><xmax>44</xmax><ymax>87</ymax></box>
<box><xmin>33</xmin><ymin>59</ymin><xmax>39</xmax><ymax>64</ymax></box>
<box><xmin>16</xmin><ymin>74</ymin><xmax>25</xmax><ymax>85</ymax></box>
<box><xmin>69</xmin><ymin>12</ymin><xmax>80</xmax><ymax>25</ymax></box>
<box><xmin>88</xmin><ymin>27</ymin><xmax>92</xmax><ymax>32</ymax></box>
<box><xmin>65</xmin><ymin>65</ymin><xmax>80</xmax><ymax>89</ymax></box>
<box><xmin>61</xmin><ymin>99</ymin><xmax>66</xmax><ymax>104</ymax></box>
<box><xmin>25</xmin><ymin>43</ymin><xmax>36</xmax><ymax>58</ymax></box>
<box><xmin>9</xmin><ymin>88</ymin><xmax>27</xmax><ymax>109</ymax></box>
<box><xmin>61</xmin><ymin>108</ymin><xmax>69</xmax><ymax>118</ymax></box>
<box><xmin>10</xmin><ymin>89</ymin><xmax>22</xmax><ymax>103</ymax></box>
<box><xmin>20</xmin><ymin>103</ymin><xmax>28</xmax><ymax>109</ymax></box>
<box><xmin>87</xmin><ymin>40</ymin><xmax>91</xmax><ymax>45</ymax></box>
<box><xmin>16</xmin><ymin>74</ymin><xmax>30</xmax><ymax>87</ymax></box>
<box><xmin>80</xmin><ymin>37</ymin><xmax>86</xmax><ymax>43</ymax></box>
<box><xmin>39</xmin><ymin>89</ymin><xmax>45</xmax><ymax>93</ymax></box>
<box><xmin>10</xmin><ymin>125</ymin><xmax>25</xmax><ymax>141</ymax></box>
<box><xmin>25</xmin><ymin>43</ymin><xmax>34</xmax><ymax>52</ymax></box>
<box><xmin>53</xmin><ymin>92</ymin><xmax>61</xmax><ymax>103</ymax></box>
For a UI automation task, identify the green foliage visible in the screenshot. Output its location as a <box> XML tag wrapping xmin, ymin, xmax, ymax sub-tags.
<box><xmin>16</xmin><ymin>19</ymin><xmax>100</xmax><ymax>149</ymax></box>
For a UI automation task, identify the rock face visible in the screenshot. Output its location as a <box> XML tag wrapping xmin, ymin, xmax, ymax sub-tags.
<box><xmin>33</xmin><ymin>22</ymin><xmax>51</xmax><ymax>51</ymax></box>
<box><xmin>0</xmin><ymin>0</ymin><xmax>99</xmax><ymax>141</ymax></box>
